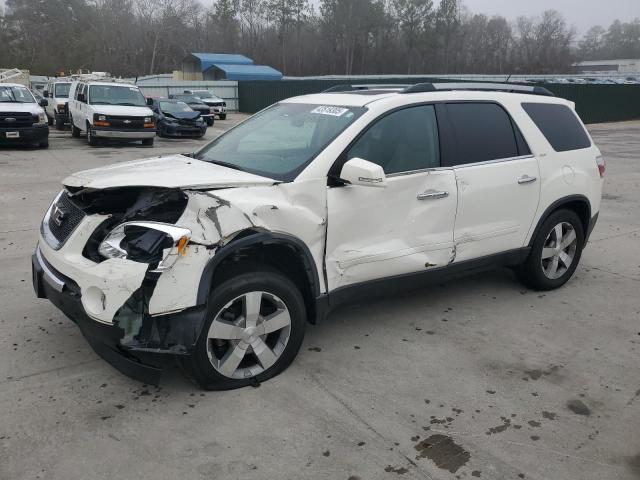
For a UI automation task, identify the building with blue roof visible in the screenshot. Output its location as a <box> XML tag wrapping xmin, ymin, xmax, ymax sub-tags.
<box><xmin>181</xmin><ymin>53</ymin><xmax>282</xmax><ymax>81</ymax></box>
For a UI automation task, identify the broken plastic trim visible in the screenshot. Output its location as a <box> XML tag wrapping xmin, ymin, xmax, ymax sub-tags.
<box><xmin>99</xmin><ymin>221</ymin><xmax>191</xmax><ymax>272</ymax></box>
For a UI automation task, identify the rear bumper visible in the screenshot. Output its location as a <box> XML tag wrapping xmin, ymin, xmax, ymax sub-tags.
<box><xmin>32</xmin><ymin>250</ymin><xmax>163</xmax><ymax>385</ymax></box>
<box><xmin>0</xmin><ymin>125</ymin><xmax>48</xmax><ymax>144</ymax></box>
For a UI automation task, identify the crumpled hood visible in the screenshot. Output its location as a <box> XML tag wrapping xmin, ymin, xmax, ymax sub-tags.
<box><xmin>63</xmin><ymin>154</ymin><xmax>276</xmax><ymax>190</ymax></box>
<box><xmin>165</xmin><ymin>110</ymin><xmax>200</xmax><ymax>120</ymax></box>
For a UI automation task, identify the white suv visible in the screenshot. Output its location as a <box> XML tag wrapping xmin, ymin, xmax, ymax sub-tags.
<box><xmin>68</xmin><ymin>80</ymin><xmax>156</xmax><ymax>146</ymax></box>
<box><xmin>43</xmin><ymin>80</ymin><xmax>72</xmax><ymax>130</ymax></box>
<box><xmin>32</xmin><ymin>83</ymin><xmax>604</xmax><ymax>389</ymax></box>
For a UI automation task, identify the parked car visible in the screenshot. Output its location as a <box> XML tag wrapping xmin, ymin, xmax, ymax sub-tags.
<box><xmin>149</xmin><ymin>98</ymin><xmax>207</xmax><ymax>138</ymax></box>
<box><xmin>43</xmin><ymin>80</ymin><xmax>72</xmax><ymax>130</ymax></box>
<box><xmin>33</xmin><ymin>83</ymin><xmax>604</xmax><ymax>389</ymax></box>
<box><xmin>168</xmin><ymin>94</ymin><xmax>215</xmax><ymax>126</ymax></box>
<box><xmin>0</xmin><ymin>83</ymin><xmax>49</xmax><ymax>148</ymax></box>
<box><xmin>183</xmin><ymin>90</ymin><xmax>227</xmax><ymax>120</ymax></box>
<box><xmin>68</xmin><ymin>80</ymin><xmax>156</xmax><ymax>146</ymax></box>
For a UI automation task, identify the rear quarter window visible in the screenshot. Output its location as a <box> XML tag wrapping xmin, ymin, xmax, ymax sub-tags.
<box><xmin>522</xmin><ymin>103</ymin><xmax>591</xmax><ymax>152</ymax></box>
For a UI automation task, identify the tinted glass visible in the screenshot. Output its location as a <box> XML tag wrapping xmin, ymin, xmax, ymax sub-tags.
<box><xmin>347</xmin><ymin>105</ymin><xmax>440</xmax><ymax>174</ymax></box>
<box><xmin>196</xmin><ymin>103</ymin><xmax>365</xmax><ymax>181</ymax></box>
<box><xmin>445</xmin><ymin>103</ymin><xmax>519</xmax><ymax>166</ymax></box>
<box><xmin>522</xmin><ymin>103</ymin><xmax>591</xmax><ymax>152</ymax></box>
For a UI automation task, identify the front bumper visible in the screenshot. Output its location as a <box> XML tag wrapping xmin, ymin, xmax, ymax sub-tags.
<box><xmin>32</xmin><ymin>249</ymin><xmax>163</xmax><ymax>385</ymax></box>
<box><xmin>92</xmin><ymin>127</ymin><xmax>156</xmax><ymax>139</ymax></box>
<box><xmin>0</xmin><ymin>125</ymin><xmax>48</xmax><ymax>144</ymax></box>
<box><xmin>162</xmin><ymin>123</ymin><xmax>207</xmax><ymax>137</ymax></box>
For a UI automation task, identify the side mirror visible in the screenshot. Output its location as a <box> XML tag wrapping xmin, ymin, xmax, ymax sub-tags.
<box><xmin>77</xmin><ymin>93</ymin><xmax>85</xmax><ymax>103</ymax></box>
<box><xmin>340</xmin><ymin>157</ymin><xmax>387</xmax><ymax>188</ymax></box>
<box><xmin>146</xmin><ymin>97</ymin><xmax>154</xmax><ymax>106</ymax></box>
<box><xmin>39</xmin><ymin>99</ymin><xmax>48</xmax><ymax>107</ymax></box>
<box><xmin>43</xmin><ymin>91</ymin><xmax>49</xmax><ymax>98</ymax></box>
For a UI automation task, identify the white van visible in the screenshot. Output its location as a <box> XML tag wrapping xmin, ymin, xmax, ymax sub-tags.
<box><xmin>43</xmin><ymin>80</ymin><xmax>72</xmax><ymax>130</ymax></box>
<box><xmin>68</xmin><ymin>80</ymin><xmax>156</xmax><ymax>146</ymax></box>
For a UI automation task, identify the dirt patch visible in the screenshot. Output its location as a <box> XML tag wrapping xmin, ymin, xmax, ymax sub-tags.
<box><xmin>567</xmin><ymin>399</ymin><xmax>591</xmax><ymax>416</ymax></box>
<box><xmin>414</xmin><ymin>434</ymin><xmax>470</xmax><ymax>473</ymax></box>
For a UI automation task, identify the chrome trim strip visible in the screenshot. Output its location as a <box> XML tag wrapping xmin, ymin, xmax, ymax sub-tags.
<box><xmin>385</xmin><ymin>155</ymin><xmax>535</xmax><ymax>177</ymax></box>
<box><xmin>36</xmin><ymin>247</ymin><xmax>65</xmax><ymax>292</ymax></box>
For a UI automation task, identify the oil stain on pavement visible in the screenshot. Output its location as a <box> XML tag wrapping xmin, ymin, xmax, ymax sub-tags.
<box><xmin>414</xmin><ymin>434</ymin><xmax>470</xmax><ymax>473</ymax></box>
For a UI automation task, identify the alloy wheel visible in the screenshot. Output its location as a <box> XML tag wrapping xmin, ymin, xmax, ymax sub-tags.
<box><xmin>541</xmin><ymin>222</ymin><xmax>578</xmax><ymax>279</ymax></box>
<box><xmin>206</xmin><ymin>291</ymin><xmax>291</xmax><ymax>379</ymax></box>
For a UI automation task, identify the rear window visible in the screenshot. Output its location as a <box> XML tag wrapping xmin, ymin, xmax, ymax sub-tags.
<box><xmin>444</xmin><ymin>103</ymin><xmax>520</xmax><ymax>166</ymax></box>
<box><xmin>522</xmin><ymin>103</ymin><xmax>591</xmax><ymax>152</ymax></box>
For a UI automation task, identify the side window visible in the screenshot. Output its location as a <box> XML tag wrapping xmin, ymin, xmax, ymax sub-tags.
<box><xmin>522</xmin><ymin>103</ymin><xmax>591</xmax><ymax>152</ymax></box>
<box><xmin>346</xmin><ymin>105</ymin><xmax>440</xmax><ymax>174</ymax></box>
<box><xmin>443</xmin><ymin>103</ymin><xmax>519</xmax><ymax>166</ymax></box>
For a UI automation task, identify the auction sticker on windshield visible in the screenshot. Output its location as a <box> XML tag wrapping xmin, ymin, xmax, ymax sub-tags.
<box><xmin>311</xmin><ymin>106</ymin><xmax>349</xmax><ymax>117</ymax></box>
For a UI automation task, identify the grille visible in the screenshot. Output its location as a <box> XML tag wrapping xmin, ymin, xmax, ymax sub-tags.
<box><xmin>178</xmin><ymin>118</ymin><xmax>197</xmax><ymax>126</ymax></box>
<box><xmin>0</xmin><ymin>112</ymin><xmax>36</xmax><ymax>128</ymax></box>
<box><xmin>105</xmin><ymin>115</ymin><xmax>146</xmax><ymax>129</ymax></box>
<box><xmin>45</xmin><ymin>193</ymin><xmax>85</xmax><ymax>247</ymax></box>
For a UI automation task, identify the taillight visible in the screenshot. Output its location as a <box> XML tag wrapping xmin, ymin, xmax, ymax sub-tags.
<box><xmin>596</xmin><ymin>155</ymin><xmax>605</xmax><ymax>178</ymax></box>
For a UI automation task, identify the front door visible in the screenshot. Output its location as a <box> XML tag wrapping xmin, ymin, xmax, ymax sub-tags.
<box><xmin>325</xmin><ymin>105</ymin><xmax>458</xmax><ymax>291</ymax></box>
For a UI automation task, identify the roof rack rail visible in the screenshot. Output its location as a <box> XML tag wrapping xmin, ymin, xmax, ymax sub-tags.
<box><xmin>401</xmin><ymin>82</ymin><xmax>555</xmax><ymax>97</ymax></box>
<box><xmin>323</xmin><ymin>84</ymin><xmax>409</xmax><ymax>93</ymax></box>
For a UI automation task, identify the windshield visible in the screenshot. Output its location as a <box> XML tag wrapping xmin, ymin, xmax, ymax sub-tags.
<box><xmin>54</xmin><ymin>83</ymin><xmax>71</xmax><ymax>98</ymax></box>
<box><xmin>160</xmin><ymin>101</ymin><xmax>193</xmax><ymax>113</ymax></box>
<box><xmin>195</xmin><ymin>103</ymin><xmax>366</xmax><ymax>181</ymax></box>
<box><xmin>174</xmin><ymin>95</ymin><xmax>200</xmax><ymax>103</ymax></box>
<box><xmin>194</xmin><ymin>91</ymin><xmax>220</xmax><ymax>100</ymax></box>
<box><xmin>89</xmin><ymin>85</ymin><xmax>146</xmax><ymax>106</ymax></box>
<box><xmin>0</xmin><ymin>86</ymin><xmax>35</xmax><ymax>103</ymax></box>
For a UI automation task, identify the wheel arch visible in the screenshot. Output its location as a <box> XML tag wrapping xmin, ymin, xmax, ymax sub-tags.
<box><xmin>196</xmin><ymin>230</ymin><xmax>323</xmax><ymax>324</ymax></box>
<box><xmin>528</xmin><ymin>195</ymin><xmax>591</xmax><ymax>247</ymax></box>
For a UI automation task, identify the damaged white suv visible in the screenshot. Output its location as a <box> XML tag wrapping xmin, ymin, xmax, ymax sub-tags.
<box><xmin>33</xmin><ymin>83</ymin><xmax>604</xmax><ymax>389</ymax></box>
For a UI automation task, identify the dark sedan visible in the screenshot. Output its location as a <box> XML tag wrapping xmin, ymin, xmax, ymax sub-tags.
<box><xmin>168</xmin><ymin>94</ymin><xmax>215</xmax><ymax>126</ymax></box>
<box><xmin>150</xmin><ymin>99</ymin><xmax>207</xmax><ymax>138</ymax></box>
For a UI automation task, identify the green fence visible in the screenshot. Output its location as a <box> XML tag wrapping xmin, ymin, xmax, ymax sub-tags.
<box><xmin>238</xmin><ymin>79</ymin><xmax>640</xmax><ymax>124</ymax></box>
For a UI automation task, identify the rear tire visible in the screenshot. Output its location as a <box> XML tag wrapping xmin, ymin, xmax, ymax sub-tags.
<box><xmin>47</xmin><ymin>115</ymin><xmax>53</xmax><ymax>126</ymax></box>
<box><xmin>517</xmin><ymin>209</ymin><xmax>584</xmax><ymax>291</ymax></box>
<box><xmin>55</xmin><ymin>116</ymin><xmax>65</xmax><ymax>130</ymax></box>
<box><xmin>183</xmin><ymin>270</ymin><xmax>306</xmax><ymax>390</ymax></box>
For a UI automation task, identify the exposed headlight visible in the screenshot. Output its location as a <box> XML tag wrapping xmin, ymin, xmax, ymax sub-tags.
<box><xmin>37</xmin><ymin>112</ymin><xmax>47</xmax><ymax>125</ymax></box>
<box><xmin>97</xmin><ymin>115</ymin><xmax>107</xmax><ymax>121</ymax></box>
<box><xmin>99</xmin><ymin>221</ymin><xmax>191</xmax><ymax>272</ymax></box>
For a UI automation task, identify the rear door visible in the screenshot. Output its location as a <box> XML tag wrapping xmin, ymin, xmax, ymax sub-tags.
<box><xmin>440</xmin><ymin>102</ymin><xmax>540</xmax><ymax>263</ymax></box>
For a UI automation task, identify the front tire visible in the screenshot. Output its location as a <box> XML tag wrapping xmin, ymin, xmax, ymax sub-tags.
<box><xmin>87</xmin><ymin>125</ymin><xmax>98</xmax><ymax>146</ymax></box>
<box><xmin>55</xmin><ymin>116</ymin><xmax>65</xmax><ymax>130</ymax></box>
<box><xmin>219</xmin><ymin>114</ymin><xmax>227</xmax><ymax>120</ymax></box>
<box><xmin>206</xmin><ymin>118</ymin><xmax>214</xmax><ymax>126</ymax></box>
<box><xmin>184</xmin><ymin>270</ymin><xmax>306</xmax><ymax>390</ymax></box>
<box><xmin>142</xmin><ymin>137</ymin><xmax>154</xmax><ymax>146</ymax></box>
<box><xmin>517</xmin><ymin>209</ymin><xmax>584</xmax><ymax>291</ymax></box>
<box><xmin>71</xmin><ymin>120</ymin><xmax>81</xmax><ymax>138</ymax></box>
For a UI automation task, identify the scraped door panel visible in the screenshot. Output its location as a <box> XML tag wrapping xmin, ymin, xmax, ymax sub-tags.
<box><xmin>452</xmin><ymin>157</ymin><xmax>540</xmax><ymax>262</ymax></box>
<box><xmin>326</xmin><ymin>170</ymin><xmax>458</xmax><ymax>290</ymax></box>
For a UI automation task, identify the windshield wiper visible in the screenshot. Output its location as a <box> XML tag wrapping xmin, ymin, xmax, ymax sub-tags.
<box><xmin>205</xmin><ymin>159</ymin><xmax>247</xmax><ymax>173</ymax></box>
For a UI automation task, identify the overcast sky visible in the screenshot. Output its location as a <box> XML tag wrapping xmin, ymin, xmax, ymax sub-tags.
<box><xmin>461</xmin><ymin>0</ymin><xmax>640</xmax><ymax>34</ymax></box>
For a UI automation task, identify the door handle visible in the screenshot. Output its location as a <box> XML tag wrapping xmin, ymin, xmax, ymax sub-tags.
<box><xmin>517</xmin><ymin>175</ymin><xmax>537</xmax><ymax>185</ymax></box>
<box><xmin>417</xmin><ymin>190</ymin><xmax>449</xmax><ymax>200</ymax></box>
